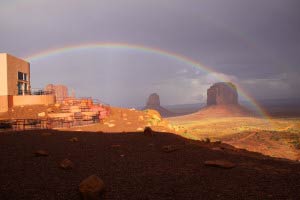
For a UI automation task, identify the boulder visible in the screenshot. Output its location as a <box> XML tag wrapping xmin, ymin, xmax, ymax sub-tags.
<box><xmin>79</xmin><ymin>175</ymin><xmax>105</xmax><ymax>200</ymax></box>
<box><xmin>207</xmin><ymin>82</ymin><xmax>238</xmax><ymax>106</ymax></box>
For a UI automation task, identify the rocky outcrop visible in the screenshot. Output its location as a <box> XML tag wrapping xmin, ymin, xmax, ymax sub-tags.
<box><xmin>144</xmin><ymin>93</ymin><xmax>174</xmax><ymax>117</ymax></box>
<box><xmin>207</xmin><ymin>82</ymin><xmax>238</xmax><ymax>106</ymax></box>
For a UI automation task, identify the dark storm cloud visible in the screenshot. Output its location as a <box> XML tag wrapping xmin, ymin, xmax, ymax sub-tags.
<box><xmin>0</xmin><ymin>0</ymin><xmax>299</xmax><ymax>106</ymax></box>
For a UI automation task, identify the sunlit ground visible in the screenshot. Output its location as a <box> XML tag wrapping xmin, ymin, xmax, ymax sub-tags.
<box><xmin>169</xmin><ymin>117</ymin><xmax>300</xmax><ymax>160</ymax></box>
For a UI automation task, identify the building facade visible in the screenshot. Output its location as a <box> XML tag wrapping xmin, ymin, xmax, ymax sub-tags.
<box><xmin>0</xmin><ymin>53</ymin><xmax>55</xmax><ymax>112</ymax></box>
<box><xmin>45</xmin><ymin>84</ymin><xmax>68</xmax><ymax>103</ymax></box>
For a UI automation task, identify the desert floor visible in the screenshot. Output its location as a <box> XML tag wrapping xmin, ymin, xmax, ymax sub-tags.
<box><xmin>1</xmin><ymin>130</ymin><xmax>300</xmax><ymax>200</ymax></box>
<box><xmin>169</xmin><ymin>116</ymin><xmax>300</xmax><ymax>161</ymax></box>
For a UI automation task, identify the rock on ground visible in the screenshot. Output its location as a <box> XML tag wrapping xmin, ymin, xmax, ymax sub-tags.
<box><xmin>79</xmin><ymin>175</ymin><xmax>105</xmax><ymax>200</ymax></box>
<box><xmin>204</xmin><ymin>160</ymin><xmax>236</xmax><ymax>169</ymax></box>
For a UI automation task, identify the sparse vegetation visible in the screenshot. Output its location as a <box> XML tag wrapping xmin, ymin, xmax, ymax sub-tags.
<box><xmin>170</xmin><ymin>116</ymin><xmax>300</xmax><ymax>160</ymax></box>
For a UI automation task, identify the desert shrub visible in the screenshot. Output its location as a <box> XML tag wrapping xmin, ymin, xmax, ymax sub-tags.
<box><xmin>293</xmin><ymin>140</ymin><xmax>300</xmax><ymax>150</ymax></box>
<box><xmin>289</xmin><ymin>139</ymin><xmax>300</xmax><ymax>150</ymax></box>
<box><xmin>205</xmin><ymin>138</ymin><xmax>210</xmax><ymax>143</ymax></box>
<box><xmin>270</xmin><ymin>135</ymin><xmax>280</xmax><ymax>141</ymax></box>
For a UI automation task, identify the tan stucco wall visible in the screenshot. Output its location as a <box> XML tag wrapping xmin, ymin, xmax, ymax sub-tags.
<box><xmin>6</xmin><ymin>54</ymin><xmax>30</xmax><ymax>95</ymax></box>
<box><xmin>0</xmin><ymin>54</ymin><xmax>8</xmax><ymax>96</ymax></box>
<box><xmin>0</xmin><ymin>95</ymin><xmax>8</xmax><ymax>112</ymax></box>
<box><xmin>13</xmin><ymin>95</ymin><xmax>56</xmax><ymax>106</ymax></box>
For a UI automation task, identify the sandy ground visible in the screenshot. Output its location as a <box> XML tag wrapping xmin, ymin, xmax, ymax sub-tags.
<box><xmin>0</xmin><ymin>130</ymin><xmax>300</xmax><ymax>200</ymax></box>
<box><xmin>169</xmin><ymin>116</ymin><xmax>300</xmax><ymax>161</ymax></box>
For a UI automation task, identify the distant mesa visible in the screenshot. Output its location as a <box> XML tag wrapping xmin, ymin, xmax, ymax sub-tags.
<box><xmin>146</xmin><ymin>93</ymin><xmax>161</xmax><ymax>107</ymax></box>
<box><xmin>180</xmin><ymin>82</ymin><xmax>253</xmax><ymax>119</ymax></box>
<box><xmin>144</xmin><ymin>93</ymin><xmax>175</xmax><ymax>117</ymax></box>
<box><xmin>207</xmin><ymin>82</ymin><xmax>238</xmax><ymax>106</ymax></box>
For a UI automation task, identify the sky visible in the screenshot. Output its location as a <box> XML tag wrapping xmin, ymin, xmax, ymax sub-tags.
<box><xmin>0</xmin><ymin>0</ymin><xmax>299</xmax><ymax>107</ymax></box>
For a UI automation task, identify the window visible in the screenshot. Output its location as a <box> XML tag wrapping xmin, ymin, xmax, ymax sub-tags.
<box><xmin>18</xmin><ymin>72</ymin><xmax>23</xmax><ymax>80</ymax></box>
<box><xmin>18</xmin><ymin>82</ymin><xmax>23</xmax><ymax>95</ymax></box>
<box><xmin>17</xmin><ymin>71</ymin><xmax>29</xmax><ymax>95</ymax></box>
<box><xmin>18</xmin><ymin>72</ymin><xmax>27</xmax><ymax>81</ymax></box>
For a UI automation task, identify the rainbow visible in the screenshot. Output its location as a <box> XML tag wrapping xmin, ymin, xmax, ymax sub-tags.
<box><xmin>24</xmin><ymin>42</ymin><xmax>270</xmax><ymax>119</ymax></box>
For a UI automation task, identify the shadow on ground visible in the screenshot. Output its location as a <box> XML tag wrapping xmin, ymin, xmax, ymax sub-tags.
<box><xmin>0</xmin><ymin>130</ymin><xmax>300</xmax><ymax>200</ymax></box>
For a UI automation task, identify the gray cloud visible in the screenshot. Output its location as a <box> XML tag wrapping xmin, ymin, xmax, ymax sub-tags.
<box><xmin>0</xmin><ymin>0</ymin><xmax>299</xmax><ymax>106</ymax></box>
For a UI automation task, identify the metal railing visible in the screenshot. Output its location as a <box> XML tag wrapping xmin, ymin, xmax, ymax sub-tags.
<box><xmin>0</xmin><ymin>114</ymin><xmax>100</xmax><ymax>131</ymax></box>
<box><xmin>14</xmin><ymin>88</ymin><xmax>55</xmax><ymax>96</ymax></box>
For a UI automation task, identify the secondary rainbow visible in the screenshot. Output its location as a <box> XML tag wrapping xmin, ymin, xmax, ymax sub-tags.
<box><xmin>24</xmin><ymin>42</ymin><xmax>270</xmax><ymax>119</ymax></box>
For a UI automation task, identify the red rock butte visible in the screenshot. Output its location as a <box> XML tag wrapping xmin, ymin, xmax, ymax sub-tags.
<box><xmin>144</xmin><ymin>93</ymin><xmax>175</xmax><ymax>117</ymax></box>
<box><xmin>207</xmin><ymin>82</ymin><xmax>238</xmax><ymax>106</ymax></box>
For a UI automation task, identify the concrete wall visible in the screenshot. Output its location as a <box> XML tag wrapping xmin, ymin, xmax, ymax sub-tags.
<box><xmin>13</xmin><ymin>95</ymin><xmax>56</xmax><ymax>106</ymax></box>
<box><xmin>0</xmin><ymin>54</ymin><xmax>8</xmax><ymax>96</ymax></box>
<box><xmin>0</xmin><ymin>95</ymin><xmax>8</xmax><ymax>112</ymax></box>
<box><xmin>6</xmin><ymin>54</ymin><xmax>30</xmax><ymax>95</ymax></box>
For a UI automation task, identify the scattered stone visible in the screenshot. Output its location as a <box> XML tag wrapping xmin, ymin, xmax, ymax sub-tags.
<box><xmin>144</xmin><ymin>127</ymin><xmax>154</xmax><ymax>136</ymax></box>
<box><xmin>205</xmin><ymin>138</ymin><xmax>211</xmax><ymax>143</ymax></box>
<box><xmin>34</xmin><ymin>150</ymin><xmax>49</xmax><ymax>157</ymax></box>
<box><xmin>138</xmin><ymin>116</ymin><xmax>144</xmax><ymax>121</ymax></box>
<box><xmin>204</xmin><ymin>160</ymin><xmax>236</xmax><ymax>169</ymax></box>
<box><xmin>211</xmin><ymin>147</ymin><xmax>222</xmax><ymax>151</ymax></box>
<box><xmin>120</xmin><ymin>154</ymin><xmax>125</xmax><ymax>157</ymax></box>
<box><xmin>213</xmin><ymin>140</ymin><xmax>222</xmax><ymax>144</ymax></box>
<box><xmin>136</xmin><ymin>127</ymin><xmax>143</xmax><ymax>131</ymax></box>
<box><xmin>59</xmin><ymin>159</ymin><xmax>74</xmax><ymax>170</ymax></box>
<box><xmin>47</xmin><ymin>108</ymin><xmax>54</xmax><ymax>113</ymax></box>
<box><xmin>38</xmin><ymin>112</ymin><xmax>46</xmax><ymax>117</ymax></box>
<box><xmin>70</xmin><ymin>137</ymin><xmax>79</xmax><ymax>142</ymax></box>
<box><xmin>108</xmin><ymin>123</ymin><xmax>115</xmax><ymax>128</ymax></box>
<box><xmin>162</xmin><ymin>145</ymin><xmax>180</xmax><ymax>153</ymax></box>
<box><xmin>79</xmin><ymin>175</ymin><xmax>105</xmax><ymax>200</ymax></box>
<box><xmin>41</xmin><ymin>132</ymin><xmax>52</xmax><ymax>136</ymax></box>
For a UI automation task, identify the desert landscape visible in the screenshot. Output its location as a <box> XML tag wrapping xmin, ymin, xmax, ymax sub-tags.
<box><xmin>1</xmin><ymin>1</ymin><xmax>300</xmax><ymax>199</ymax></box>
<box><xmin>1</xmin><ymin>83</ymin><xmax>300</xmax><ymax>199</ymax></box>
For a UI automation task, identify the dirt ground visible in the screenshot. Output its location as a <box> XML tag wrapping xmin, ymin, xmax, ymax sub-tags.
<box><xmin>169</xmin><ymin>116</ymin><xmax>300</xmax><ymax>161</ymax></box>
<box><xmin>0</xmin><ymin>130</ymin><xmax>300</xmax><ymax>200</ymax></box>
